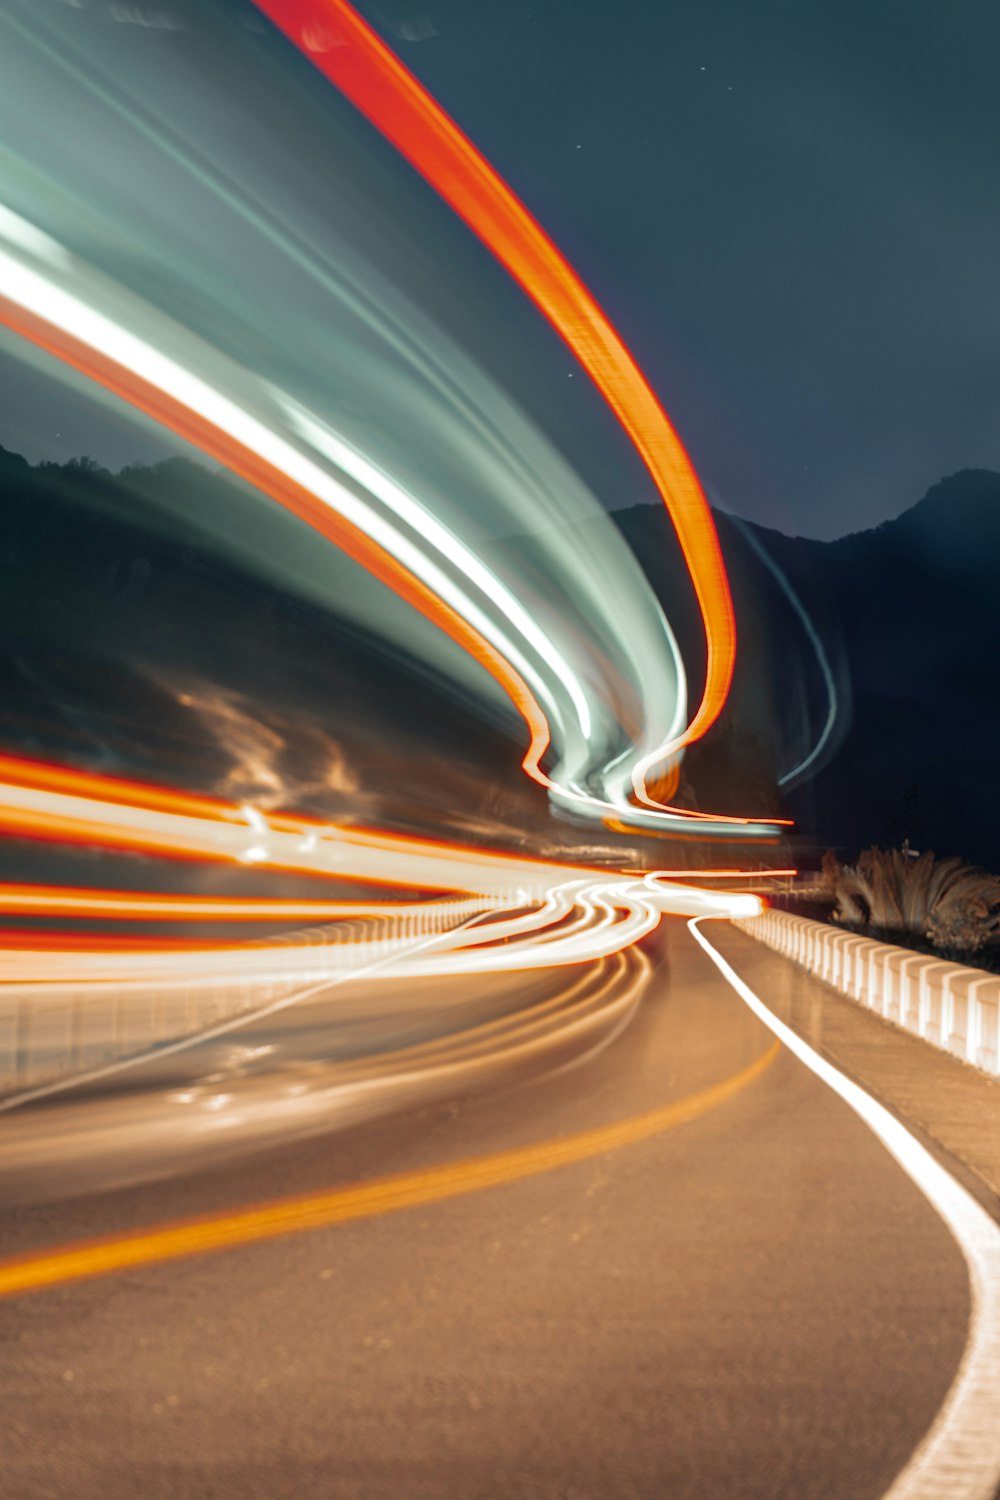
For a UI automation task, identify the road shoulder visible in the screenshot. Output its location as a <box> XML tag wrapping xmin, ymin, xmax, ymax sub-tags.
<box><xmin>709</xmin><ymin>922</ymin><xmax>1000</xmax><ymax>1222</ymax></box>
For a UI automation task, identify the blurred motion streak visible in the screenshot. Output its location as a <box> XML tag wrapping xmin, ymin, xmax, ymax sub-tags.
<box><xmin>0</xmin><ymin>29</ymin><xmax>781</xmax><ymax>836</ymax></box>
<box><xmin>0</xmin><ymin>1035</ymin><xmax>781</xmax><ymax>1296</ymax></box>
<box><xmin>0</xmin><ymin>246</ymin><xmax>554</xmax><ymax>817</ymax></box>
<box><xmin>0</xmin><ymin>753</ymin><xmax>778</xmax><ymax>900</ymax></box>
<box><xmin>0</xmin><ymin>5</ymin><xmax>792</xmax><ymax>1135</ymax></box>
<box><xmin>252</xmin><ymin>0</ymin><xmax>736</xmax><ymax>798</ymax></box>
<box><xmin>0</xmin><ymin>751</ymin><xmax>765</xmax><ymax>1109</ymax></box>
<box><xmin>0</xmin><ymin>887</ymin><xmax>463</xmax><ymax>922</ymax></box>
<box><xmin>0</xmin><ymin>869</ymin><xmax>794</xmax><ymax>921</ymax></box>
<box><xmin>730</xmin><ymin>517</ymin><xmax>839</xmax><ymax>789</ymax></box>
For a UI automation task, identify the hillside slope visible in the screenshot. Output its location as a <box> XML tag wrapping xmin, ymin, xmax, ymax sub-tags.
<box><xmin>614</xmin><ymin>469</ymin><xmax>1000</xmax><ymax>867</ymax></box>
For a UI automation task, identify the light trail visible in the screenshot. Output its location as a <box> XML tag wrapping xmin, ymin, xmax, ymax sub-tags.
<box><xmin>0</xmin><ymin>753</ymin><xmax>761</xmax><ymax>997</ymax></box>
<box><xmin>0</xmin><ymin>1035</ymin><xmax>782</xmax><ymax>1299</ymax></box>
<box><xmin>0</xmin><ymin>10</ymin><xmax>787</xmax><ymax>1129</ymax></box>
<box><xmin>0</xmin><ymin>755</ymin><xmax>763</xmax><ymax>994</ymax></box>
<box><xmin>0</xmin><ymin>886</ymin><xmax>445</xmax><ymax>922</ymax></box>
<box><xmin>0</xmin><ymin>43</ymin><xmax>694</xmax><ymax>844</ymax></box>
<box><xmin>0</xmin><ymin>750</ymin><xmax>627</xmax><ymax>892</ymax></box>
<box><xmin>729</xmin><ymin>516</ymin><xmax>840</xmax><ymax>789</ymax></box>
<box><xmin>0</xmin><ymin>877</ymin><xmax>757</xmax><ymax>984</ymax></box>
<box><xmin>643</xmin><ymin>868</ymin><xmax>796</xmax><ymax>882</ymax></box>
<box><xmin>0</xmin><ymin>207</ymin><xmax>780</xmax><ymax>838</ymax></box>
<box><xmin>0</xmin><ymin>221</ymin><xmax>550</xmax><ymax>811</ymax></box>
<box><xmin>253</xmin><ymin>0</ymin><xmax>737</xmax><ymax>800</ymax></box>
<box><xmin>0</xmin><ymin>0</ymin><xmax>775</xmax><ymax>835</ymax></box>
<box><xmin>0</xmin><ymin>868</ymin><xmax>795</xmax><ymax>922</ymax></box>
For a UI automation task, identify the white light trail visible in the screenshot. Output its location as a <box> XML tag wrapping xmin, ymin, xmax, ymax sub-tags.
<box><xmin>0</xmin><ymin>204</ymin><xmax>782</xmax><ymax>839</ymax></box>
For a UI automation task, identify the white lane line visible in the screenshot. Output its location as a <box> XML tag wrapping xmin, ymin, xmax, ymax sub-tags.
<box><xmin>689</xmin><ymin>917</ymin><xmax>1000</xmax><ymax>1500</ymax></box>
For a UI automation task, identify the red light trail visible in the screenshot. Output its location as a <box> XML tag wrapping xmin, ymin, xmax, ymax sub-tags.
<box><xmin>252</xmin><ymin>0</ymin><xmax>737</xmax><ymax>796</ymax></box>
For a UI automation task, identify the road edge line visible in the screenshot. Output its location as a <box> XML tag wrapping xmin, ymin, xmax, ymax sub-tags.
<box><xmin>689</xmin><ymin>916</ymin><xmax>1000</xmax><ymax>1500</ymax></box>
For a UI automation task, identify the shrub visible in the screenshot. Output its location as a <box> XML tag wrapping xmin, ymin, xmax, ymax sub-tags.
<box><xmin>831</xmin><ymin>846</ymin><xmax>1000</xmax><ymax>956</ymax></box>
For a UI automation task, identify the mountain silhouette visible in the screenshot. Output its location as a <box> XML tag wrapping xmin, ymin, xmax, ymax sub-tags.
<box><xmin>1</xmin><ymin>444</ymin><xmax>995</xmax><ymax>867</ymax></box>
<box><xmin>789</xmin><ymin>468</ymin><xmax>1000</xmax><ymax>868</ymax></box>
<box><xmin>613</xmin><ymin>468</ymin><xmax>1000</xmax><ymax>868</ymax></box>
<box><xmin>0</xmin><ymin>445</ymin><xmax>545</xmax><ymax>862</ymax></box>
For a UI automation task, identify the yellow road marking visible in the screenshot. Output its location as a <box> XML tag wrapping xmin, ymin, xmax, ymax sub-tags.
<box><xmin>0</xmin><ymin>1038</ymin><xmax>780</xmax><ymax>1300</ymax></box>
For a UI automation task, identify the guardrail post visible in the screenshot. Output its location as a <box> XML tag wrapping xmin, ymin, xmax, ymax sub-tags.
<box><xmin>900</xmin><ymin>956</ymin><xmax>925</xmax><ymax>1033</ymax></box>
<box><xmin>913</xmin><ymin>960</ymin><xmax>942</xmax><ymax>1042</ymax></box>
<box><xmin>980</xmin><ymin>991</ymin><xmax>1000</xmax><ymax>1075</ymax></box>
<box><xmin>742</xmin><ymin>908</ymin><xmax>1000</xmax><ymax>1080</ymax></box>
<box><xmin>947</xmin><ymin>976</ymin><xmax>970</xmax><ymax>1062</ymax></box>
<box><xmin>965</xmin><ymin>985</ymin><xmax>982</xmax><ymax>1069</ymax></box>
<box><xmin>967</xmin><ymin>980</ymin><xmax>1000</xmax><ymax>1073</ymax></box>
<box><xmin>843</xmin><ymin>937</ymin><xmax>867</xmax><ymax>1000</ymax></box>
<box><xmin>865</xmin><ymin>948</ymin><xmax>879</xmax><ymax>1012</ymax></box>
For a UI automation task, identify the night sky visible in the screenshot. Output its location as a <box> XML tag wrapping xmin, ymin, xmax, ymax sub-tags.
<box><xmin>2</xmin><ymin>0</ymin><xmax>999</xmax><ymax>540</ymax></box>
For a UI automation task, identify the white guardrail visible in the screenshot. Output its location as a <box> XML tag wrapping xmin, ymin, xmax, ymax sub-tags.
<box><xmin>0</xmin><ymin>900</ymin><xmax>485</xmax><ymax>1102</ymax></box>
<box><xmin>736</xmin><ymin>907</ymin><xmax>1000</xmax><ymax>1077</ymax></box>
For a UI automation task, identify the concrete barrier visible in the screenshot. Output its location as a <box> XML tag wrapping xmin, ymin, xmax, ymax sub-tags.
<box><xmin>0</xmin><ymin>898</ymin><xmax>485</xmax><ymax>1103</ymax></box>
<box><xmin>735</xmin><ymin>908</ymin><xmax>1000</xmax><ymax>1078</ymax></box>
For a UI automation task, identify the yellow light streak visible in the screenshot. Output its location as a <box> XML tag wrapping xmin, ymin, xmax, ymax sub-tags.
<box><xmin>0</xmin><ymin>1037</ymin><xmax>779</xmax><ymax>1300</ymax></box>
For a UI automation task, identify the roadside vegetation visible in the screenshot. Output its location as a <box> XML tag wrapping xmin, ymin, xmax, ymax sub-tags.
<box><xmin>818</xmin><ymin>846</ymin><xmax>1000</xmax><ymax>973</ymax></box>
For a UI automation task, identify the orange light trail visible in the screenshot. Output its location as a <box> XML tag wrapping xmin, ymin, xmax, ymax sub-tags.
<box><xmin>0</xmin><ymin>885</ymin><xmax>422</xmax><ymax>922</ymax></box>
<box><xmin>0</xmin><ymin>755</ymin><xmax>792</xmax><ymax>905</ymax></box>
<box><xmin>0</xmin><ymin>870</ymin><xmax>794</xmax><ymax>923</ymax></box>
<box><xmin>0</xmin><ymin>751</ymin><xmax>621</xmax><ymax>894</ymax></box>
<box><xmin>0</xmin><ymin>879</ymin><xmax>750</xmax><ymax>919</ymax></box>
<box><xmin>0</xmin><ymin>1039</ymin><xmax>781</xmax><ymax>1299</ymax></box>
<box><xmin>0</xmin><ymin>752</ymin><xmax>250</xmax><ymax>823</ymax></box>
<box><xmin>0</xmin><ymin>930</ymin><xmax>258</xmax><ymax>953</ymax></box>
<box><xmin>252</xmin><ymin>0</ymin><xmax>737</xmax><ymax>793</ymax></box>
<box><xmin>0</xmin><ymin>291</ymin><xmax>769</xmax><ymax>833</ymax></box>
<box><xmin>0</xmin><ymin>151</ymin><xmax>780</xmax><ymax>833</ymax></box>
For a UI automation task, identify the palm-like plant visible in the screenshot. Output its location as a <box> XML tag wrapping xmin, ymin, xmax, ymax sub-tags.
<box><xmin>832</xmin><ymin>847</ymin><xmax>1000</xmax><ymax>954</ymax></box>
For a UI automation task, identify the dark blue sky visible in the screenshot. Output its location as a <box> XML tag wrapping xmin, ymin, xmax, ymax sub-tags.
<box><xmin>2</xmin><ymin>0</ymin><xmax>999</xmax><ymax>540</ymax></box>
<box><xmin>361</xmin><ymin>0</ymin><xmax>1000</xmax><ymax>538</ymax></box>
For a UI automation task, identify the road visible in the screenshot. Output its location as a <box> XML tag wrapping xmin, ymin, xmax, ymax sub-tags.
<box><xmin>0</xmin><ymin>919</ymin><xmax>970</xmax><ymax>1499</ymax></box>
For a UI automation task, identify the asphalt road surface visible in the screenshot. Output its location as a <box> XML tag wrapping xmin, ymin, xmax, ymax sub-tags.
<box><xmin>0</xmin><ymin>919</ymin><xmax>970</xmax><ymax>1499</ymax></box>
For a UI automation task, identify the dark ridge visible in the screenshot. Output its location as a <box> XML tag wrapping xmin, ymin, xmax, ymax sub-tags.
<box><xmin>611</xmin><ymin>469</ymin><xmax>1000</xmax><ymax>868</ymax></box>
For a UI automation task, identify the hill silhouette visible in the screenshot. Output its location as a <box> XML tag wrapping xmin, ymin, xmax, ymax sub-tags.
<box><xmin>613</xmin><ymin>468</ymin><xmax>1000</xmax><ymax>868</ymax></box>
<box><xmin>0</xmin><ymin>444</ymin><xmax>545</xmax><ymax>863</ymax></box>
<box><xmin>792</xmin><ymin>468</ymin><xmax>1000</xmax><ymax>868</ymax></box>
<box><xmin>1</xmin><ymin>444</ymin><xmax>995</xmax><ymax>867</ymax></box>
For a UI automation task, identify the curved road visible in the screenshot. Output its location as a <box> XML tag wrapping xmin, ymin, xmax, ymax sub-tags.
<box><xmin>0</xmin><ymin>920</ymin><xmax>971</xmax><ymax>1499</ymax></box>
